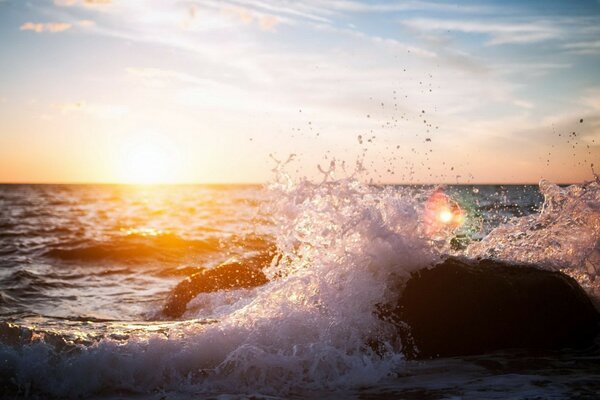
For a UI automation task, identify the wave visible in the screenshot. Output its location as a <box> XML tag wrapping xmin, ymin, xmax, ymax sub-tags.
<box><xmin>43</xmin><ymin>234</ymin><xmax>219</xmax><ymax>263</ymax></box>
<box><xmin>0</xmin><ymin>269</ymin><xmax>78</xmax><ymax>291</ymax></box>
<box><xmin>41</xmin><ymin>232</ymin><xmax>274</xmax><ymax>265</ymax></box>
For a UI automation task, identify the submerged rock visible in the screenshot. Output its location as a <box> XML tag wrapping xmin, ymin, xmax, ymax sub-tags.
<box><xmin>388</xmin><ymin>257</ymin><xmax>600</xmax><ymax>359</ymax></box>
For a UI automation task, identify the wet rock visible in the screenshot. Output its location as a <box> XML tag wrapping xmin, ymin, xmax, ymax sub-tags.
<box><xmin>0</xmin><ymin>322</ymin><xmax>33</xmax><ymax>346</ymax></box>
<box><xmin>162</xmin><ymin>254</ymin><xmax>270</xmax><ymax>318</ymax></box>
<box><xmin>389</xmin><ymin>257</ymin><xmax>600</xmax><ymax>359</ymax></box>
<box><xmin>162</xmin><ymin>254</ymin><xmax>599</xmax><ymax>358</ymax></box>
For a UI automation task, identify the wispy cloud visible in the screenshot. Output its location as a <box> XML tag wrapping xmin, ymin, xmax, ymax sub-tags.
<box><xmin>54</xmin><ymin>0</ymin><xmax>111</xmax><ymax>7</ymax></box>
<box><xmin>513</xmin><ymin>99</ymin><xmax>534</xmax><ymax>109</ymax></box>
<box><xmin>55</xmin><ymin>101</ymin><xmax>127</xmax><ymax>118</ymax></box>
<box><xmin>491</xmin><ymin>62</ymin><xmax>572</xmax><ymax>79</ymax></box>
<box><xmin>20</xmin><ymin>22</ymin><xmax>72</xmax><ymax>33</ymax></box>
<box><xmin>77</xmin><ymin>19</ymin><xmax>96</xmax><ymax>28</ymax></box>
<box><xmin>309</xmin><ymin>0</ymin><xmax>492</xmax><ymax>14</ymax></box>
<box><xmin>224</xmin><ymin>0</ymin><xmax>331</xmax><ymax>23</ymax></box>
<box><xmin>312</xmin><ymin>22</ymin><xmax>437</xmax><ymax>59</ymax></box>
<box><xmin>582</xmin><ymin>89</ymin><xmax>600</xmax><ymax>112</ymax></box>
<box><xmin>126</xmin><ymin>67</ymin><xmax>210</xmax><ymax>88</ymax></box>
<box><xmin>89</xmin><ymin>2</ymin><xmax>542</xmax><ymax>120</ymax></box>
<box><xmin>54</xmin><ymin>0</ymin><xmax>77</xmax><ymax>5</ymax></box>
<box><xmin>222</xmin><ymin>5</ymin><xmax>281</xmax><ymax>31</ymax></box>
<box><xmin>401</xmin><ymin>18</ymin><xmax>560</xmax><ymax>45</ymax></box>
<box><xmin>228</xmin><ymin>0</ymin><xmax>491</xmax><ymax>23</ymax></box>
<box><xmin>562</xmin><ymin>40</ymin><xmax>600</xmax><ymax>55</ymax></box>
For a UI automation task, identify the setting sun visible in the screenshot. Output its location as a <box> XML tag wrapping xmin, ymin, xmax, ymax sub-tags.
<box><xmin>118</xmin><ymin>134</ymin><xmax>180</xmax><ymax>184</ymax></box>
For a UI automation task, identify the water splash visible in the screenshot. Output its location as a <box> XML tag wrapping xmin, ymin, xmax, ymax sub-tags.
<box><xmin>0</xmin><ymin>174</ymin><xmax>448</xmax><ymax>397</ymax></box>
<box><xmin>466</xmin><ymin>178</ymin><xmax>600</xmax><ymax>303</ymax></box>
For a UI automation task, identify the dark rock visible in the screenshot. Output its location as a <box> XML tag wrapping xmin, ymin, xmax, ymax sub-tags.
<box><xmin>388</xmin><ymin>257</ymin><xmax>600</xmax><ymax>359</ymax></box>
<box><xmin>162</xmin><ymin>253</ymin><xmax>599</xmax><ymax>358</ymax></box>
<box><xmin>162</xmin><ymin>254</ymin><xmax>270</xmax><ymax>318</ymax></box>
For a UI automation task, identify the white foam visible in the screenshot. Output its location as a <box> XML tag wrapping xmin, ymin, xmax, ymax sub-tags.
<box><xmin>466</xmin><ymin>179</ymin><xmax>600</xmax><ymax>302</ymax></box>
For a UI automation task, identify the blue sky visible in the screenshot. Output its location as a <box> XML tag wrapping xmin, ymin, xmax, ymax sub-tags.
<box><xmin>0</xmin><ymin>0</ymin><xmax>599</xmax><ymax>183</ymax></box>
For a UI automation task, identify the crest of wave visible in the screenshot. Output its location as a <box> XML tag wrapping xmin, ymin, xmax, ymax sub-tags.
<box><xmin>466</xmin><ymin>178</ymin><xmax>600</xmax><ymax>301</ymax></box>
<box><xmin>2</xmin><ymin>163</ymin><xmax>441</xmax><ymax>397</ymax></box>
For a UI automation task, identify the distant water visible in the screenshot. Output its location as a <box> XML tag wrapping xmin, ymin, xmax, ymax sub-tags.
<box><xmin>1</xmin><ymin>180</ymin><xmax>599</xmax><ymax>399</ymax></box>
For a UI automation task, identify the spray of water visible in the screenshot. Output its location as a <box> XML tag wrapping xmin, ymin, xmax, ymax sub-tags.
<box><xmin>466</xmin><ymin>178</ymin><xmax>600</xmax><ymax>303</ymax></box>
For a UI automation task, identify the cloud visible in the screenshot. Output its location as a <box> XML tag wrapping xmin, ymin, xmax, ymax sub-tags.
<box><xmin>513</xmin><ymin>99</ymin><xmax>534</xmax><ymax>109</ymax></box>
<box><xmin>126</xmin><ymin>67</ymin><xmax>209</xmax><ymax>88</ymax></box>
<box><xmin>259</xmin><ymin>14</ymin><xmax>279</xmax><ymax>31</ymax></box>
<box><xmin>78</xmin><ymin>19</ymin><xmax>96</xmax><ymax>28</ymax></box>
<box><xmin>494</xmin><ymin>62</ymin><xmax>571</xmax><ymax>78</ymax></box>
<box><xmin>228</xmin><ymin>0</ymin><xmax>491</xmax><ymax>24</ymax></box>
<box><xmin>56</xmin><ymin>102</ymin><xmax>128</xmax><ymax>118</ymax></box>
<box><xmin>226</xmin><ymin>0</ymin><xmax>331</xmax><ymax>23</ymax></box>
<box><xmin>54</xmin><ymin>0</ymin><xmax>111</xmax><ymax>6</ymax></box>
<box><xmin>309</xmin><ymin>0</ymin><xmax>491</xmax><ymax>14</ymax></box>
<box><xmin>562</xmin><ymin>40</ymin><xmax>600</xmax><ymax>55</ymax></box>
<box><xmin>401</xmin><ymin>18</ymin><xmax>561</xmax><ymax>45</ymax></box>
<box><xmin>581</xmin><ymin>89</ymin><xmax>600</xmax><ymax>112</ymax></box>
<box><xmin>312</xmin><ymin>23</ymin><xmax>437</xmax><ymax>59</ymax></box>
<box><xmin>223</xmin><ymin>5</ymin><xmax>281</xmax><ymax>31</ymax></box>
<box><xmin>20</xmin><ymin>22</ymin><xmax>72</xmax><ymax>33</ymax></box>
<box><xmin>53</xmin><ymin>0</ymin><xmax>78</xmax><ymax>5</ymax></box>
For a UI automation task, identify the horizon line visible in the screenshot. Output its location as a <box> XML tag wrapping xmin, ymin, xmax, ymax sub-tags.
<box><xmin>0</xmin><ymin>180</ymin><xmax>578</xmax><ymax>186</ymax></box>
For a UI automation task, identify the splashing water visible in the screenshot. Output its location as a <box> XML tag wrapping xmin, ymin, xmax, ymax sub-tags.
<box><xmin>0</xmin><ymin>176</ymin><xmax>449</xmax><ymax>397</ymax></box>
<box><xmin>466</xmin><ymin>178</ymin><xmax>600</xmax><ymax>303</ymax></box>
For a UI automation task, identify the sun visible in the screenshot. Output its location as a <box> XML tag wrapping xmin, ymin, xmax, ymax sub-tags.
<box><xmin>118</xmin><ymin>134</ymin><xmax>180</xmax><ymax>184</ymax></box>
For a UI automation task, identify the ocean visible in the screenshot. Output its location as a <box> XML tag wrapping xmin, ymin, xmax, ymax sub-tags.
<box><xmin>1</xmin><ymin>177</ymin><xmax>599</xmax><ymax>399</ymax></box>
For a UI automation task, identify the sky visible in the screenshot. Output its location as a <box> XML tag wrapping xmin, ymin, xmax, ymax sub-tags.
<box><xmin>0</xmin><ymin>0</ymin><xmax>599</xmax><ymax>184</ymax></box>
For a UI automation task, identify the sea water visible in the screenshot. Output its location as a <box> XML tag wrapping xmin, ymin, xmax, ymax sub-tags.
<box><xmin>0</xmin><ymin>177</ymin><xmax>599</xmax><ymax>399</ymax></box>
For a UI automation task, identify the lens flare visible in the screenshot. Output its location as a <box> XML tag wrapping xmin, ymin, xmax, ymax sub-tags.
<box><xmin>424</xmin><ymin>189</ymin><xmax>464</xmax><ymax>237</ymax></box>
<box><xmin>438</xmin><ymin>208</ymin><xmax>454</xmax><ymax>224</ymax></box>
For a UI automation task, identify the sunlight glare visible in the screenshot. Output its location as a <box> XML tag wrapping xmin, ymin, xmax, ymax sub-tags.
<box><xmin>438</xmin><ymin>208</ymin><xmax>454</xmax><ymax>224</ymax></box>
<box><xmin>119</xmin><ymin>134</ymin><xmax>180</xmax><ymax>184</ymax></box>
<box><xmin>424</xmin><ymin>189</ymin><xmax>465</xmax><ymax>236</ymax></box>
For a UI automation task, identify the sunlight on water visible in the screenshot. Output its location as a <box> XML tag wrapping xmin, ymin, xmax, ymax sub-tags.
<box><xmin>122</xmin><ymin>227</ymin><xmax>169</xmax><ymax>237</ymax></box>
